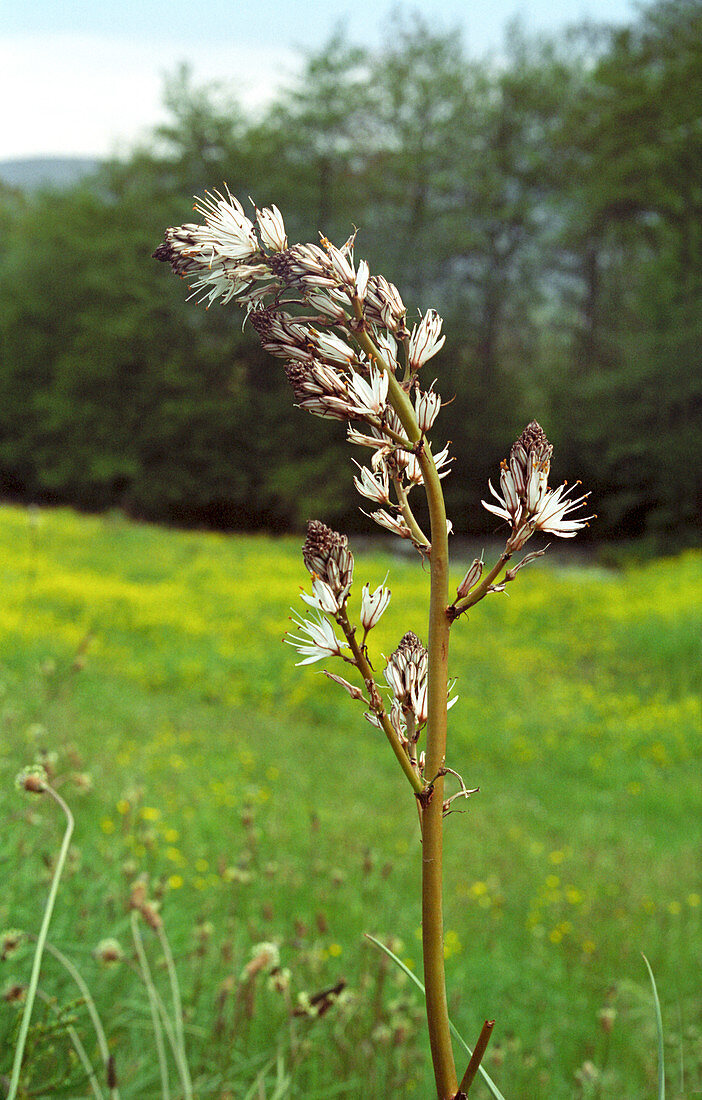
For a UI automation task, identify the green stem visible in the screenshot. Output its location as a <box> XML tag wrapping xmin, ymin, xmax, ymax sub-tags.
<box><xmin>417</xmin><ymin>439</ymin><xmax>458</xmax><ymax>1099</ymax></box>
<box><xmin>156</xmin><ymin>924</ymin><xmax>194</xmax><ymax>1100</ymax></box>
<box><xmin>353</xmin><ymin>306</ymin><xmax>458</xmax><ymax>1097</ymax></box>
<box><xmin>392</xmin><ymin>476</ymin><xmax>431</xmax><ymax>549</ymax></box>
<box><xmin>452</xmin><ymin>552</ymin><xmax>512</xmax><ymax>616</ymax></box>
<box><xmin>7</xmin><ymin>785</ymin><xmax>74</xmax><ymax>1100</ymax></box>
<box><xmin>43</xmin><ymin>940</ymin><xmax>120</xmax><ymax>1100</ymax></box>
<box><xmin>36</xmin><ymin>989</ymin><xmax>105</xmax><ymax>1100</ymax></box>
<box><xmin>131</xmin><ymin>913</ymin><xmax>170</xmax><ymax>1100</ymax></box>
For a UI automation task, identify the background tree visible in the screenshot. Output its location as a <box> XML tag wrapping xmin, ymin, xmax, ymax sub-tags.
<box><xmin>0</xmin><ymin>0</ymin><xmax>698</xmax><ymax>543</ymax></box>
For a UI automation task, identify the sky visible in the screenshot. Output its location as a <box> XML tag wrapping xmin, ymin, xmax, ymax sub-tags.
<box><xmin>0</xmin><ymin>0</ymin><xmax>638</xmax><ymax>160</ymax></box>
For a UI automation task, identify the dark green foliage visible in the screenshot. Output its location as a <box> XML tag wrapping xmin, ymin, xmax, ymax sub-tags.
<box><xmin>0</xmin><ymin>0</ymin><xmax>698</xmax><ymax>541</ymax></box>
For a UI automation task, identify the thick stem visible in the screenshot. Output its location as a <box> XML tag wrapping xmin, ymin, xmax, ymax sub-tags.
<box><xmin>354</xmin><ymin>308</ymin><xmax>457</xmax><ymax>1096</ymax></box>
<box><xmin>418</xmin><ymin>444</ymin><xmax>458</xmax><ymax>1099</ymax></box>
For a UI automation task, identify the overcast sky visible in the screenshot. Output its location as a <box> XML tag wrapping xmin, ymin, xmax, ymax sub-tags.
<box><xmin>0</xmin><ymin>0</ymin><xmax>638</xmax><ymax>160</ymax></box>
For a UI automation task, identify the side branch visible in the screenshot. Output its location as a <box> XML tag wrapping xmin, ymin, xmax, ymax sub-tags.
<box><xmin>336</xmin><ymin>603</ymin><xmax>424</xmax><ymax>795</ymax></box>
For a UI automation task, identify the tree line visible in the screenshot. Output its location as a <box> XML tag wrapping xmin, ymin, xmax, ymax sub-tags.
<box><xmin>0</xmin><ymin>0</ymin><xmax>699</xmax><ymax>543</ymax></box>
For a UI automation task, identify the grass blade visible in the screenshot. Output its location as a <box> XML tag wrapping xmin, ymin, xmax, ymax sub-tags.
<box><xmin>7</xmin><ymin>783</ymin><xmax>74</xmax><ymax>1100</ymax></box>
<box><xmin>642</xmin><ymin>955</ymin><xmax>665</xmax><ymax>1100</ymax></box>
<box><xmin>365</xmin><ymin>934</ymin><xmax>507</xmax><ymax>1100</ymax></box>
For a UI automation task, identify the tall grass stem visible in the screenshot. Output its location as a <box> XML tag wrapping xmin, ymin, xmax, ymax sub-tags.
<box><xmin>156</xmin><ymin>923</ymin><xmax>194</xmax><ymax>1099</ymax></box>
<box><xmin>7</xmin><ymin>784</ymin><xmax>74</xmax><ymax>1100</ymax></box>
<box><xmin>42</xmin><ymin>939</ymin><xmax>120</xmax><ymax>1099</ymax></box>
<box><xmin>131</xmin><ymin>912</ymin><xmax>170</xmax><ymax>1100</ymax></box>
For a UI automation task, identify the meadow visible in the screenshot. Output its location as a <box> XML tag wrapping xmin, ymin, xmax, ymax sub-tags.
<box><xmin>0</xmin><ymin>503</ymin><xmax>699</xmax><ymax>1098</ymax></box>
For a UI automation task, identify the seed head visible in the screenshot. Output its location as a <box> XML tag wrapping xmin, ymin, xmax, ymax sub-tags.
<box><xmin>15</xmin><ymin>765</ymin><xmax>49</xmax><ymax>795</ymax></box>
<box><xmin>0</xmin><ymin>930</ymin><xmax>24</xmax><ymax>961</ymax></box>
<box><xmin>94</xmin><ymin>938</ymin><xmax>125</xmax><ymax>966</ymax></box>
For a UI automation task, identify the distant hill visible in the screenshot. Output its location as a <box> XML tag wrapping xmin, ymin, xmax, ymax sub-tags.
<box><xmin>0</xmin><ymin>157</ymin><xmax>102</xmax><ymax>192</ymax></box>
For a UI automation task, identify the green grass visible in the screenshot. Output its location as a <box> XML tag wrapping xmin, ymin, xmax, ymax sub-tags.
<box><xmin>0</xmin><ymin>503</ymin><xmax>700</xmax><ymax>1098</ymax></box>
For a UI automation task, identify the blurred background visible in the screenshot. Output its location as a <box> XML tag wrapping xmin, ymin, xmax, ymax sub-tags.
<box><xmin>0</xmin><ymin>0</ymin><xmax>699</xmax><ymax>548</ymax></box>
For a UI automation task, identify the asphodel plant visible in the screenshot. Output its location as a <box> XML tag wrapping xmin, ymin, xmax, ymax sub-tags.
<box><xmin>154</xmin><ymin>191</ymin><xmax>593</xmax><ymax>1099</ymax></box>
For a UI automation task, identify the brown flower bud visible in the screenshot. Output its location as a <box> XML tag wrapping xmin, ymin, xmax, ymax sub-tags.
<box><xmin>302</xmin><ymin>520</ymin><xmax>354</xmax><ymax>597</ymax></box>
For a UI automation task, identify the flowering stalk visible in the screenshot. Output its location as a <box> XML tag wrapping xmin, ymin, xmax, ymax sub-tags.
<box><xmin>155</xmin><ymin>191</ymin><xmax>593</xmax><ymax>1099</ymax></box>
<box><xmin>353</xmin><ymin>304</ymin><xmax>457</xmax><ymax>1096</ymax></box>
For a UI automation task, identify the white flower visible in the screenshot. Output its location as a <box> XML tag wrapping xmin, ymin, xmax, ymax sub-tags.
<box><xmin>347</xmin><ymin>364</ymin><xmax>389</xmax><ymax>417</ymax></box>
<box><xmin>414</xmin><ymin>384</ymin><xmax>442</xmax><ymax>432</ymax></box>
<box><xmin>322</xmin><ymin>239</ymin><xmax>356</xmax><ymax>286</ymax></box>
<box><xmin>525</xmin><ymin>451</ymin><xmax>549</xmax><ymax>513</ymax></box>
<box><xmin>322</xmin><ymin>670</ymin><xmax>364</xmax><ymax>699</ymax></box>
<box><xmin>277</xmin><ymin>242</ymin><xmax>337</xmax><ymax>287</ymax></box>
<box><xmin>255</xmin><ymin>204</ymin><xmax>287</xmax><ymax>252</ymax></box>
<box><xmin>532</xmin><ymin>482</ymin><xmax>594</xmax><ymax>538</ymax></box>
<box><xmin>305</xmin><ymin>288</ymin><xmax>350</xmax><ymax>322</ymax></box>
<box><xmin>403</xmin><ymin>442</ymin><xmax>452</xmax><ymax>486</ymax></box>
<box><xmin>433</xmin><ymin>444</ymin><xmax>453</xmax><ymax>478</ymax></box>
<box><xmin>285</xmin><ymin>612</ymin><xmax>348</xmax><ymax>665</ymax></box>
<box><xmin>482</xmin><ymin>422</ymin><xmax>593</xmax><ymax>549</ymax></box>
<box><xmin>300</xmin><ymin>578</ymin><xmax>342</xmax><ymax>614</ymax></box>
<box><xmin>482</xmin><ymin>475</ymin><xmax>521</xmax><ymax>524</ymax></box>
<box><xmin>354</xmin><ymin>260</ymin><xmax>370</xmax><ymax>301</ymax></box>
<box><xmin>374</xmin><ymin>332</ymin><xmax>399</xmax><ymax>374</ymax></box>
<box><xmin>408</xmin><ymin>309</ymin><xmax>445</xmax><ymax>370</ymax></box>
<box><xmin>310</xmin><ymin>329</ymin><xmax>357</xmax><ymax>366</ymax></box>
<box><xmin>482</xmin><ymin>456</ymin><xmax>527</xmax><ymax>523</ymax></box>
<box><xmin>456</xmin><ymin>556</ymin><xmax>484</xmax><ymax>599</ymax></box>
<box><xmin>365</xmin><ymin>509</ymin><xmax>412</xmax><ymax>539</ymax></box>
<box><xmin>194</xmin><ymin>189</ymin><xmax>259</xmax><ymax>261</ymax></box>
<box><xmin>353</xmin><ymin>462</ymin><xmax>391</xmax><ymax>505</ymax></box>
<box><xmin>364</xmin><ymin>275</ymin><xmax>406</xmax><ymax>331</ymax></box>
<box><xmin>360</xmin><ymin>583</ymin><xmax>391</xmax><ymax>630</ymax></box>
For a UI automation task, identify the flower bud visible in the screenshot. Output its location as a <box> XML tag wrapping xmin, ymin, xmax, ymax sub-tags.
<box><xmin>414</xmin><ymin>386</ymin><xmax>442</xmax><ymax>432</ymax></box>
<box><xmin>302</xmin><ymin>521</ymin><xmax>354</xmax><ymax>599</ymax></box>
<box><xmin>456</xmin><ymin>557</ymin><xmax>484</xmax><ymax>599</ymax></box>
<box><xmin>360</xmin><ymin>583</ymin><xmax>391</xmax><ymax>630</ymax></box>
